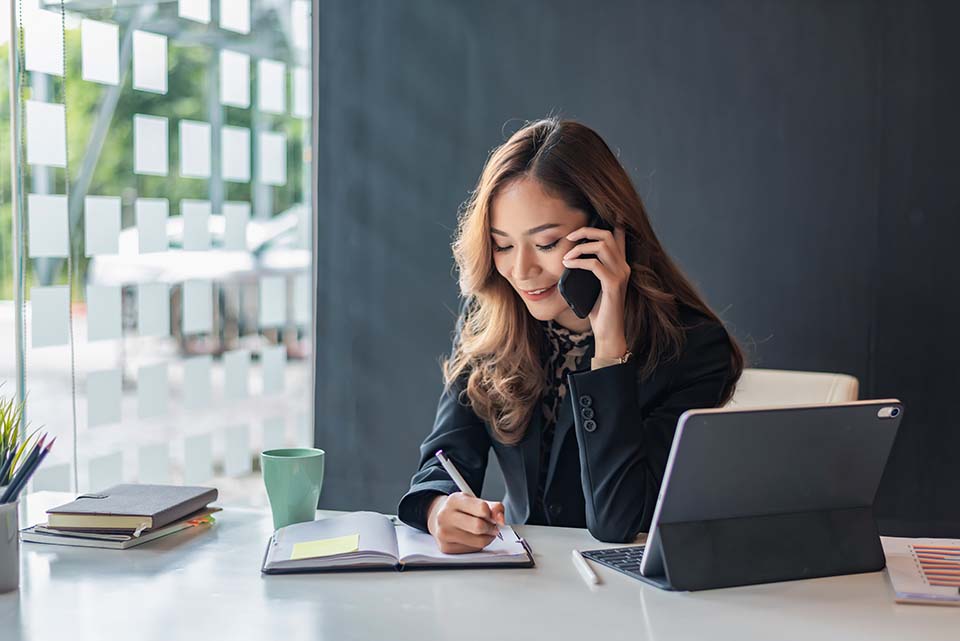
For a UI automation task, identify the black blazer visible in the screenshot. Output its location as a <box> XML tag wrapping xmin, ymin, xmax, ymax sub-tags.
<box><xmin>398</xmin><ymin>302</ymin><xmax>737</xmax><ymax>543</ymax></box>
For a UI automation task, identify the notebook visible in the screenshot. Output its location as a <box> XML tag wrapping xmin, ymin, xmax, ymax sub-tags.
<box><xmin>261</xmin><ymin>511</ymin><xmax>534</xmax><ymax>574</ymax></box>
<box><xmin>21</xmin><ymin>508</ymin><xmax>220</xmax><ymax>550</ymax></box>
<box><xmin>882</xmin><ymin>536</ymin><xmax>960</xmax><ymax>606</ymax></box>
<box><xmin>46</xmin><ymin>484</ymin><xmax>218</xmax><ymax>533</ymax></box>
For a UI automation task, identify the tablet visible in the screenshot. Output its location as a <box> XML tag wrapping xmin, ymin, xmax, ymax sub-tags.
<box><xmin>638</xmin><ymin>399</ymin><xmax>903</xmax><ymax>590</ymax></box>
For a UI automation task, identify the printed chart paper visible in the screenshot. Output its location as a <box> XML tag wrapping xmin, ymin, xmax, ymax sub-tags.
<box><xmin>258</xmin><ymin>276</ymin><xmax>286</xmax><ymax>328</ymax></box>
<box><xmin>261</xmin><ymin>345</ymin><xmax>286</xmax><ymax>395</ymax></box>
<box><xmin>25</xmin><ymin>10</ymin><xmax>63</xmax><ymax>76</ymax></box>
<box><xmin>184</xmin><ymin>433</ymin><xmax>213</xmax><ymax>485</ymax></box>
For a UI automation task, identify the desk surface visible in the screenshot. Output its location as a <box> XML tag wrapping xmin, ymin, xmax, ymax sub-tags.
<box><xmin>1</xmin><ymin>493</ymin><xmax>956</xmax><ymax>641</ymax></box>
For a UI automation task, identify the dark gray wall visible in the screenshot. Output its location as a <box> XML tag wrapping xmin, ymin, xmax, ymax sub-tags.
<box><xmin>313</xmin><ymin>0</ymin><xmax>960</xmax><ymax>534</ymax></box>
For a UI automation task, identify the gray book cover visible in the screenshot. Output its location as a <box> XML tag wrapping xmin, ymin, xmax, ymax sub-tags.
<box><xmin>47</xmin><ymin>484</ymin><xmax>218</xmax><ymax>530</ymax></box>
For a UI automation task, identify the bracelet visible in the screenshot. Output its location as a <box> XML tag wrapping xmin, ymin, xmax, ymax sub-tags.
<box><xmin>591</xmin><ymin>349</ymin><xmax>633</xmax><ymax>370</ymax></box>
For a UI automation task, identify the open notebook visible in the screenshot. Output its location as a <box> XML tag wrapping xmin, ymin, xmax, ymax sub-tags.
<box><xmin>261</xmin><ymin>511</ymin><xmax>533</xmax><ymax>574</ymax></box>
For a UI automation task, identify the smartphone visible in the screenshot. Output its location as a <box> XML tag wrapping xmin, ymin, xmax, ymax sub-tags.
<box><xmin>558</xmin><ymin>212</ymin><xmax>613</xmax><ymax>319</ymax></box>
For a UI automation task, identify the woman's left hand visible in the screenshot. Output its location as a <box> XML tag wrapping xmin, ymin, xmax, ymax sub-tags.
<box><xmin>562</xmin><ymin>225</ymin><xmax>631</xmax><ymax>359</ymax></box>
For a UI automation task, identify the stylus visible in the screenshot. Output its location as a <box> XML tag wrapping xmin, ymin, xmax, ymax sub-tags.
<box><xmin>435</xmin><ymin>449</ymin><xmax>503</xmax><ymax>539</ymax></box>
<box><xmin>572</xmin><ymin>549</ymin><xmax>599</xmax><ymax>586</ymax></box>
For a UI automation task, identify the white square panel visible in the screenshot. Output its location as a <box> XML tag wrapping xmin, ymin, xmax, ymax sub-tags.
<box><xmin>28</xmin><ymin>194</ymin><xmax>68</xmax><ymax>258</ymax></box>
<box><xmin>87</xmin><ymin>284</ymin><xmax>122</xmax><ymax>342</ymax></box>
<box><xmin>297</xmin><ymin>204</ymin><xmax>311</xmax><ymax>249</ymax></box>
<box><xmin>258</xmin><ymin>276</ymin><xmax>286</xmax><ymax>328</ymax></box>
<box><xmin>138</xmin><ymin>282</ymin><xmax>170</xmax><ymax>337</ymax></box>
<box><xmin>26</xmin><ymin>100</ymin><xmax>66</xmax><ymax>167</ymax></box>
<box><xmin>87</xmin><ymin>368</ymin><xmax>122</xmax><ymax>427</ymax></box>
<box><xmin>262</xmin><ymin>417</ymin><xmax>286</xmax><ymax>451</ymax></box>
<box><xmin>138</xmin><ymin>362</ymin><xmax>169</xmax><ymax>419</ymax></box>
<box><xmin>132</xmin><ymin>30</ymin><xmax>167</xmax><ymax>94</ymax></box>
<box><xmin>292</xmin><ymin>1</ymin><xmax>311</xmax><ymax>50</ymax></box>
<box><xmin>223</xmin><ymin>202</ymin><xmax>250</xmax><ymax>251</ymax></box>
<box><xmin>184</xmin><ymin>433</ymin><xmax>212</xmax><ymax>485</ymax></box>
<box><xmin>88</xmin><ymin>452</ymin><xmax>123</xmax><ymax>491</ymax></box>
<box><xmin>182</xmin><ymin>279</ymin><xmax>212</xmax><ymax>335</ymax></box>
<box><xmin>219</xmin><ymin>49</ymin><xmax>250</xmax><ymax>108</ymax></box>
<box><xmin>179</xmin><ymin>120</ymin><xmax>211</xmax><ymax>178</ymax></box>
<box><xmin>81</xmin><ymin>19</ymin><xmax>119</xmax><ymax>85</ymax></box>
<box><xmin>182</xmin><ymin>199</ymin><xmax>211</xmax><ymax>250</ymax></box>
<box><xmin>31</xmin><ymin>462</ymin><xmax>72</xmax><ymax>492</ymax></box>
<box><xmin>25</xmin><ymin>10</ymin><xmax>63</xmax><ymax>76</ymax></box>
<box><xmin>221</xmin><ymin>126</ymin><xmax>250</xmax><ymax>182</ymax></box>
<box><xmin>84</xmin><ymin>196</ymin><xmax>121</xmax><ymax>256</ymax></box>
<box><xmin>258</xmin><ymin>59</ymin><xmax>286</xmax><ymax>114</ymax></box>
<box><xmin>224</xmin><ymin>349</ymin><xmax>250</xmax><ymax>400</ymax></box>
<box><xmin>136</xmin><ymin>198</ymin><xmax>169</xmax><ymax>253</ymax></box>
<box><xmin>220</xmin><ymin>0</ymin><xmax>250</xmax><ymax>34</ymax></box>
<box><xmin>293</xmin><ymin>66</ymin><xmax>311</xmax><ymax>118</ymax></box>
<box><xmin>224</xmin><ymin>424</ymin><xmax>252</xmax><ymax>477</ymax></box>
<box><xmin>178</xmin><ymin>0</ymin><xmax>210</xmax><ymax>23</ymax></box>
<box><xmin>134</xmin><ymin>114</ymin><xmax>168</xmax><ymax>176</ymax></box>
<box><xmin>261</xmin><ymin>345</ymin><xmax>286</xmax><ymax>396</ymax></box>
<box><xmin>183</xmin><ymin>355</ymin><xmax>212</xmax><ymax>410</ymax></box>
<box><xmin>138</xmin><ymin>443</ymin><xmax>170</xmax><ymax>484</ymax></box>
<box><xmin>31</xmin><ymin>286</ymin><xmax>70</xmax><ymax>348</ymax></box>
<box><xmin>294</xmin><ymin>273</ymin><xmax>311</xmax><ymax>326</ymax></box>
<box><xmin>258</xmin><ymin>131</ymin><xmax>287</xmax><ymax>186</ymax></box>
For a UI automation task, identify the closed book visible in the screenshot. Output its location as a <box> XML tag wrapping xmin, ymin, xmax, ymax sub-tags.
<box><xmin>22</xmin><ymin>507</ymin><xmax>220</xmax><ymax>549</ymax></box>
<box><xmin>46</xmin><ymin>484</ymin><xmax>218</xmax><ymax>532</ymax></box>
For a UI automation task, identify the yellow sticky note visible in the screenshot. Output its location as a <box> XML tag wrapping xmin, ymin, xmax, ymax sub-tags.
<box><xmin>290</xmin><ymin>533</ymin><xmax>360</xmax><ymax>560</ymax></box>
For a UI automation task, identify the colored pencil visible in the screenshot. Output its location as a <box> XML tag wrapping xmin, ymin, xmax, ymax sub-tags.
<box><xmin>6</xmin><ymin>438</ymin><xmax>55</xmax><ymax>503</ymax></box>
<box><xmin>0</xmin><ymin>436</ymin><xmax>48</xmax><ymax>503</ymax></box>
<box><xmin>0</xmin><ymin>449</ymin><xmax>15</xmax><ymax>486</ymax></box>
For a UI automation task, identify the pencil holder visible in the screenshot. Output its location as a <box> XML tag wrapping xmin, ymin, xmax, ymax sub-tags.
<box><xmin>0</xmin><ymin>498</ymin><xmax>18</xmax><ymax>592</ymax></box>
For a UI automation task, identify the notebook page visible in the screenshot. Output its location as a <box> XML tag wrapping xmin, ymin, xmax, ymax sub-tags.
<box><xmin>265</xmin><ymin>511</ymin><xmax>399</xmax><ymax>571</ymax></box>
<box><xmin>397</xmin><ymin>524</ymin><xmax>530</xmax><ymax>565</ymax></box>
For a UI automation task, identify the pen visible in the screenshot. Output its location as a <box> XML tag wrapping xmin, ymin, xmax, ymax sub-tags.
<box><xmin>572</xmin><ymin>549</ymin><xmax>599</xmax><ymax>586</ymax></box>
<box><xmin>434</xmin><ymin>449</ymin><xmax>502</xmax><ymax>540</ymax></box>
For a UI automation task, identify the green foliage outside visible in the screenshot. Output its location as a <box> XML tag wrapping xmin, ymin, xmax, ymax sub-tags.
<box><xmin>0</xmin><ymin>18</ymin><xmax>309</xmax><ymax>300</ymax></box>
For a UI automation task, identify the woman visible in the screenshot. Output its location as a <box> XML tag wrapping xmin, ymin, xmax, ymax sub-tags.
<box><xmin>398</xmin><ymin>118</ymin><xmax>743</xmax><ymax>552</ymax></box>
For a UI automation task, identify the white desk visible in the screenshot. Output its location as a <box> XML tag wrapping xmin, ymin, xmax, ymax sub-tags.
<box><xmin>1</xmin><ymin>493</ymin><xmax>955</xmax><ymax>641</ymax></box>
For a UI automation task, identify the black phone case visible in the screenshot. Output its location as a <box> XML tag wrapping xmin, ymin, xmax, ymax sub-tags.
<box><xmin>558</xmin><ymin>213</ymin><xmax>611</xmax><ymax>318</ymax></box>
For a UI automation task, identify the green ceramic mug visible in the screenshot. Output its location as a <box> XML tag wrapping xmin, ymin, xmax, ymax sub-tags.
<box><xmin>261</xmin><ymin>448</ymin><xmax>325</xmax><ymax>530</ymax></box>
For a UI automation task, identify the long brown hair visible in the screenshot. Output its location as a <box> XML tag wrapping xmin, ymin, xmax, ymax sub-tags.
<box><xmin>444</xmin><ymin>118</ymin><xmax>743</xmax><ymax>444</ymax></box>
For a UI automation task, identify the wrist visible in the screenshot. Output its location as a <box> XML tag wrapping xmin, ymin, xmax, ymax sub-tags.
<box><xmin>594</xmin><ymin>337</ymin><xmax>628</xmax><ymax>360</ymax></box>
<box><xmin>426</xmin><ymin>494</ymin><xmax>447</xmax><ymax>535</ymax></box>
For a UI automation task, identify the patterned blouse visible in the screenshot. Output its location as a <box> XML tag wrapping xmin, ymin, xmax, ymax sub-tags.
<box><xmin>535</xmin><ymin>319</ymin><xmax>594</xmax><ymax>513</ymax></box>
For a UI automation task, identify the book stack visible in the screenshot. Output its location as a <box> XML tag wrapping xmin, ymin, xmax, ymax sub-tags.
<box><xmin>21</xmin><ymin>484</ymin><xmax>219</xmax><ymax>550</ymax></box>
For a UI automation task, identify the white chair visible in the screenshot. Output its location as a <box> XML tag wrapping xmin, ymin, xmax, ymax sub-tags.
<box><xmin>725</xmin><ymin>368</ymin><xmax>859</xmax><ymax>408</ymax></box>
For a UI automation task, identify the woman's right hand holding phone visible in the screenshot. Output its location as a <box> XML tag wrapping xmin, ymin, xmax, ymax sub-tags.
<box><xmin>426</xmin><ymin>492</ymin><xmax>506</xmax><ymax>554</ymax></box>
